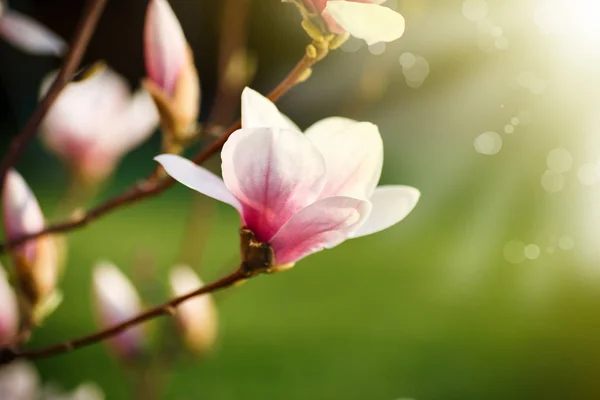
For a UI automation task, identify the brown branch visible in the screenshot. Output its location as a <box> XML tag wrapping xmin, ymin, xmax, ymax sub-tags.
<box><xmin>0</xmin><ymin>52</ymin><xmax>316</xmax><ymax>253</ymax></box>
<box><xmin>0</xmin><ymin>0</ymin><xmax>108</xmax><ymax>192</ymax></box>
<box><xmin>0</xmin><ymin>268</ymin><xmax>248</xmax><ymax>364</ymax></box>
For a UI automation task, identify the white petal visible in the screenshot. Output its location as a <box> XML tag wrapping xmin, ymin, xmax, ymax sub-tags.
<box><xmin>241</xmin><ymin>87</ymin><xmax>300</xmax><ymax>131</ymax></box>
<box><xmin>324</xmin><ymin>1</ymin><xmax>405</xmax><ymax>45</ymax></box>
<box><xmin>269</xmin><ymin>196</ymin><xmax>372</xmax><ymax>265</ymax></box>
<box><xmin>352</xmin><ymin>185</ymin><xmax>419</xmax><ymax>238</ymax></box>
<box><xmin>144</xmin><ymin>0</ymin><xmax>187</xmax><ymax>95</ymax></box>
<box><xmin>40</xmin><ymin>67</ymin><xmax>130</xmax><ymax>158</ymax></box>
<box><xmin>101</xmin><ymin>89</ymin><xmax>159</xmax><ymax>156</ymax></box>
<box><xmin>0</xmin><ymin>361</ymin><xmax>39</xmax><ymax>400</ymax></box>
<box><xmin>305</xmin><ymin>117</ymin><xmax>383</xmax><ymax>199</ymax></box>
<box><xmin>0</xmin><ymin>10</ymin><xmax>66</xmax><ymax>56</ymax></box>
<box><xmin>221</xmin><ymin>127</ymin><xmax>326</xmax><ymax>242</ymax></box>
<box><xmin>155</xmin><ymin>154</ymin><xmax>242</xmax><ymax>212</ymax></box>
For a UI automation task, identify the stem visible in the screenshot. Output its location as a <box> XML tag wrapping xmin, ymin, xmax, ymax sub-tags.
<box><xmin>0</xmin><ymin>0</ymin><xmax>108</xmax><ymax>192</ymax></box>
<box><xmin>0</xmin><ymin>52</ymin><xmax>317</xmax><ymax>253</ymax></box>
<box><xmin>0</xmin><ymin>268</ymin><xmax>248</xmax><ymax>365</ymax></box>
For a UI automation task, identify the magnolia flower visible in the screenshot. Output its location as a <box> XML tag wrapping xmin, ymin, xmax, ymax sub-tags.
<box><xmin>156</xmin><ymin>87</ymin><xmax>420</xmax><ymax>268</ymax></box>
<box><xmin>40</xmin><ymin>67</ymin><xmax>159</xmax><ymax>184</ymax></box>
<box><xmin>144</xmin><ymin>0</ymin><xmax>199</xmax><ymax>140</ymax></box>
<box><xmin>3</xmin><ymin>170</ymin><xmax>58</xmax><ymax>312</ymax></box>
<box><xmin>0</xmin><ymin>264</ymin><xmax>18</xmax><ymax>346</ymax></box>
<box><xmin>0</xmin><ymin>361</ymin><xmax>104</xmax><ymax>400</ymax></box>
<box><xmin>301</xmin><ymin>0</ymin><xmax>405</xmax><ymax>45</ymax></box>
<box><xmin>0</xmin><ymin>1</ymin><xmax>66</xmax><ymax>55</ymax></box>
<box><xmin>169</xmin><ymin>265</ymin><xmax>218</xmax><ymax>355</ymax></box>
<box><xmin>92</xmin><ymin>262</ymin><xmax>145</xmax><ymax>359</ymax></box>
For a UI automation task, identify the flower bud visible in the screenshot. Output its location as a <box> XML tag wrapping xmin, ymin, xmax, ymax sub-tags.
<box><xmin>169</xmin><ymin>265</ymin><xmax>218</xmax><ymax>355</ymax></box>
<box><xmin>0</xmin><ymin>264</ymin><xmax>18</xmax><ymax>346</ymax></box>
<box><xmin>92</xmin><ymin>262</ymin><xmax>145</xmax><ymax>359</ymax></box>
<box><xmin>2</xmin><ymin>170</ymin><xmax>59</xmax><ymax>317</ymax></box>
<box><xmin>40</xmin><ymin>66</ymin><xmax>159</xmax><ymax>185</ymax></box>
<box><xmin>144</xmin><ymin>0</ymin><xmax>200</xmax><ymax>144</ymax></box>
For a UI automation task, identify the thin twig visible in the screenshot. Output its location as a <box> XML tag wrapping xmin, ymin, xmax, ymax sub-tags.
<box><xmin>0</xmin><ymin>52</ymin><xmax>316</xmax><ymax>253</ymax></box>
<box><xmin>0</xmin><ymin>268</ymin><xmax>248</xmax><ymax>364</ymax></box>
<box><xmin>0</xmin><ymin>0</ymin><xmax>108</xmax><ymax>191</ymax></box>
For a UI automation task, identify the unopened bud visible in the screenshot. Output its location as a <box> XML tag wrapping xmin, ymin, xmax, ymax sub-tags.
<box><xmin>144</xmin><ymin>0</ymin><xmax>200</xmax><ymax>145</ymax></box>
<box><xmin>92</xmin><ymin>262</ymin><xmax>145</xmax><ymax>359</ymax></box>
<box><xmin>169</xmin><ymin>266</ymin><xmax>218</xmax><ymax>355</ymax></box>
<box><xmin>0</xmin><ymin>265</ymin><xmax>18</xmax><ymax>346</ymax></box>
<box><xmin>2</xmin><ymin>170</ymin><xmax>59</xmax><ymax>318</ymax></box>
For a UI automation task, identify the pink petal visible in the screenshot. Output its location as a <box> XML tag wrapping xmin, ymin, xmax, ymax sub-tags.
<box><xmin>2</xmin><ymin>170</ymin><xmax>45</xmax><ymax>265</ymax></box>
<box><xmin>0</xmin><ymin>10</ymin><xmax>66</xmax><ymax>56</ymax></box>
<box><xmin>40</xmin><ymin>67</ymin><xmax>130</xmax><ymax>163</ymax></box>
<box><xmin>269</xmin><ymin>196</ymin><xmax>372</xmax><ymax>265</ymax></box>
<box><xmin>221</xmin><ymin>127</ymin><xmax>326</xmax><ymax>242</ymax></box>
<box><xmin>352</xmin><ymin>185</ymin><xmax>419</xmax><ymax>238</ymax></box>
<box><xmin>305</xmin><ymin>117</ymin><xmax>383</xmax><ymax>199</ymax></box>
<box><xmin>241</xmin><ymin>87</ymin><xmax>300</xmax><ymax>131</ymax></box>
<box><xmin>0</xmin><ymin>265</ymin><xmax>18</xmax><ymax>346</ymax></box>
<box><xmin>92</xmin><ymin>262</ymin><xmax>145</xmax><ymax>358</ymax></box>
<box><xmin>155</xmin><ymin>154</ymin><xmax>243</xmax><ymax>213</ymax></box>
<box><xmin>144</xmin><ymin>0</ymin><xmax>187</xmax><ymax>96</ymax></box>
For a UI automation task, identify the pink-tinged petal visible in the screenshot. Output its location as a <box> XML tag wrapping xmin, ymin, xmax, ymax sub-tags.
<box><xmin>92</xmin><ymin>262</ymin><xmax>145</xmax><ymax>358</ymax></box>
<box><xmin>40</xmin><ymin>67</ymin><xmax>130</xmax><ymax>161</ymax></box>
<box><xmin>155</xmin><ymin>154</ymin><xmax>243</xmax><ymax>213</ymax></box>
<box><xmin>270</xmin><ymin>196</ymin><xmax>371</xmax><ymax>265</ymax></box>
<box><xmin>0</xmin><ymin>265</ymin><xmax>18</xmax><ymax>346</ymax></box>
<box><xmin>352</xmin><ymin>185</ymin><xmax>419</xmax><ymax>238</ymax></box>
<box><xmin>144</xmin><ymin>0</ymin><xmax>187</xmax><ymax>96</ymax></box>
<box><xmin>241</xmin><ymin>87</ymin><xmax>300</xmax><ymax>131</ymax></box>
<box><xmin>324</xmin><ymin>1</ymin><xmax>405</xmax><ymax>45</ymax></box>
<box><xmin>2</xmin><ymin>170</ymin><xmax>44</xmax><ymax>265</ymax></box>
<box><xmin>169</xmin><ymin>265</ymin><xmax>218</xmax><ymax>355</ymax></box>
<box><xmin>221</xmin><ymin>127</ymin><xmax>326</xmax><ymax>241</ymax></box>
<box><xmin>305</xmin><ymin>117</ymin><xmax>383</xmax><ymax>199</ymax></box>
<box><xmin>0</xmin><ymin>10</ymin><xmax>66</xmax><ymax>56</ymax></box>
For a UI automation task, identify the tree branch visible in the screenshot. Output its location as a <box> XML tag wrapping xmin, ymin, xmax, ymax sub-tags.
<box><xmin>0</xmin><ymin>0</ymin><xmax>108</xmax><ymax>191</ymax></box>
<box><xmin>0</xmin><ymin>52</ymin><xmax>316</xmax><ymax>253</ymax></box>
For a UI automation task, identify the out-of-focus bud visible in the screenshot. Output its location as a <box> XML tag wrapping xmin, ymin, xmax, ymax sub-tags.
<box><xmin>0</xmin><ymin>360</ymin><xmax>39</xmax><ymax>400</ymax></box>
<box><xmin>144</xmin><ymin>0</ymin><xmax>200</xmax><ymax>147</ymax></box>
<box><xmin>2</xmin><ymin>170</ymin><xmax>59</xmax><ymax>320</ymax></box>
<box><xmin>40</xmin><ymin>66</ymin><xmax>159</xmax><ymax>185</ymax></box>
<box><xmin>92</xmin><ymin>261</ymin><xmax>145</xmax><ymax>359</ymax></box>
<box><xmin>169</xmin><ymin>265</ymin><xmax>218</xmax><ymax>355</ymax></box>
<box><xmin>0</xmin><ymin>264</ymin><xmax>18</xmax><ymax>346</ymax></box>
<box><xmin>0</xmin><ymin>1</ymin><xmax>67</xmax><ymax>56</ymax></box>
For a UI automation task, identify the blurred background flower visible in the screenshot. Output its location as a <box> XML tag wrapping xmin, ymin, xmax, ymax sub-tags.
<box><xmin>1</xmin><ymin>0</ymin><xmax>600</xmax><ymax>399</ymax></box>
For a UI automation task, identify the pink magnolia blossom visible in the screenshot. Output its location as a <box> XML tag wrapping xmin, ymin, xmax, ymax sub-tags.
<box><xmin>39</xmin><ymin>67</ymin><xmax>159</xmax><ymax>183</ymax></box>
<box><xmin>0</xmin><ymin>264</ymin><xmax>18</xmax><ymax>346</ymax></box>
<box><xmin>156</xmin><ymin>87</ymin><xmax>419</xmax><ymax>267</ymax></box>
<box><xmin>302</xmin><ymin>0</ymin><xmax>404</xmax><ymax>45</ymax></box>
<box><xmin>3</xmin><ymin>170</ymin><xmax>58</xmax><ymax>306</ymax></box>
<box><xmin>169</xmin><ymin>265</ymin><xmax>218</xmax><ymax>355</ymax></box>
<box><xmin>144</xmin><ymin>0</ymin><xmax>199</xmax><ymax>136</ymax></box>
<box><xmin>92</xmin><ymin>262</ymin><xmax>145</xmax><ymax>359</ymax></box>
<box><xmin>0</xmin><ymin>1</ymin><xmax>66</xmax><ymax>55</ymax></box>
